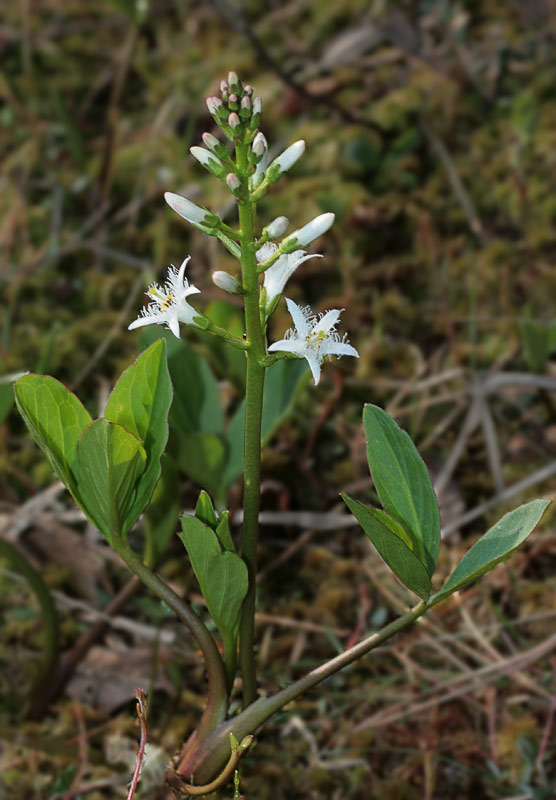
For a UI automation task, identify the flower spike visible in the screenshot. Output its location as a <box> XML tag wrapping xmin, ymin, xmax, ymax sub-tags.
<box><xmin>268</xmin><ymin>298</ymin><xmax>359</xmax><ymax>384</ymax></box>
<box><xmin>128</xmin><ymin>257</ymin><xmax>201</xmax><ymax>339</ymax></box>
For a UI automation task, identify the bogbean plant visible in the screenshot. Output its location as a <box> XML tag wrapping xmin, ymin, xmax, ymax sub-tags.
<box><xmin>14</xmin><ymin>74</ymin><xmax>550</xmax><ymax>796</ymax></box>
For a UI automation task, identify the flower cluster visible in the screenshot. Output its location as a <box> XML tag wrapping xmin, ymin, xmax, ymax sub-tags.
<box><xmin>129</xmin><ymin>72</ymin><xmax>359</xmax><ymax>383</ymax></box>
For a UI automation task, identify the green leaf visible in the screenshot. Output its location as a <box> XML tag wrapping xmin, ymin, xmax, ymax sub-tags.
<box><xmin>261</xmin><ymin>359</ymin><xmax>310</xmax><ymax>445</ymax></box>
<box><xmin>179</xmin><ymin>515</ymin><xmax>248</xmax><ymax>641</ymax></box>
<box><xmin>342</xmin><ymin>494</ymin><xmax>432</xmax><ymax>599</ymax></box>
<box><xmin>433</xmin><ymin>499</ymin><xmax>550</xmax><ymax>602</ymax></box>
<box><xmin>144</xmin><ymin>454</ymin><xmax>180</xmax><ymax>564</ymax></box>
<box><xmin>195</xmin><ymin>490</ymin><xmax>219</xmax><ymax>530</ymax></box>
<box><xmin>193</xmin><ymin>491</ymin><xmax>235</xmax><ymax>551</ymax></box>
<box><xmin>222</xmin><ymin>359</ymin><xmax>309</xmax><ymax>489</ymax></box>
<box><xmin>215</xmin><ymin>511</ymin><xmax>235</xmax><ymax>553</ymax></box>
<box><xmin>0</xmin><ymin>371</ymin><xmax>25</xmax><ymax>425</ymax></box>
<box><xmin>104</xmin><ymin>339</ymin><xmax>172</xmax><ymax>521</ymax></box>
<box><xmin>518</xmin><ymin>314</ymin><xmax>556</xmax><ymax>374</ymax></box>
<box><xmin>363</xmin><ymin>404</ymin><xmax>440</xmax><ymax>576</ymax></box>
<box><xmin>172</xmin><ymin>431</ymin><xmax>227</xmax><ymax>501</ymax></box>
<box><xmin>76</xmin><ymin>418</ymin><xmax>147</xmax><ymax>542</ymax></box>
<box><xmin>139</xmin><ymin>328</ymin><xmax>223</xmax><ymax>436</ymax></box>
<box><xmin>202</xmin><ymin>300</ymin><xmax>247</xmax><ymax>392</ymax></box>
<box><xmin>14</xmin><ymin>374</ymin><xmax>92</xmax><ymax>499</ymax></box>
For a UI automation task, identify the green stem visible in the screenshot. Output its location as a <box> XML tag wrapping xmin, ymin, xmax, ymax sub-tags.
<box><xmin>0</xmin><ymin>539</ymin><xmax>59</xmax><ymax>716</ymax></box>
<box><xmin>236</xmin><ymin>142</ymin><xmax>266</xmax><ymax>708</ymax></box>
<box><xmin>117</xmin><ymin>542</ymin><xmax>228</xmax><ymax>742</ymax></box>
<box><xmin>223</xmin><ymin>633</ymin><xmax>238</xmax><ymax>694</ymax></box>
<box><xmin>186</xmin><ymin>599</ymin><xmax>430</xmax><ymax>783</ymax></box>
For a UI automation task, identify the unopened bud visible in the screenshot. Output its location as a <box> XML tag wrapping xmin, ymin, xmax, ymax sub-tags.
<box><xmin>202</xmin><ymin>132</ymin><xmax>220</xmax><ymax>152</ymax></box>
<box><xmin>228</xmin><ymin>93</ymin><xmax>239</xmax><ymax>111</ymax></box>
<box><xmin>206</xmin><ymin>96</ymin><xmax>225</xmax><ymax>118</ymax></box>
<box><xmin>281</xmin><ymin>212</ymin><xmax>335</xmax><ymax>251</ymax></box>
<box><xmin>164</xmin><ymin>191</ymin><xmax>219</xmax><ymax>227</ymax></box>
<box><xmin>228</xmin><ymin>112</ymin><xmax>241</xmax><ymax>130</ymax></box>
<box><xmin>266</xmin><ymin>140</ymin><xmax>305</xmax><ymax>183</ymax></box>
<box><xmin>190</xmin><ymin>146</ymin><xmax>226</xmax><ymax>178</ymax></box>
<box><xmin>226</xmin><ymin>172</ymin><xmax>242</xmax><ymax>195</ymax></box>
<box><xmin>251</xmin><ymin>132</ymin><xmax>267</xmax><ymax>160</ymax></box>
<box><xmin>240</xmin><ymin>95</ymin><xmax>251</xmax><ymax>119</ymax></box>
<box><xmin>212</xmin><ymin>270</ymin><xmax>242</xmax><ymax>294</ymax></box>
<box><xmin>219</xmin><ymin>80</ymin><xmax>228</xmax><ymax>94</ymax></box>
<box><xmin>251</xmin><ymin>133</ymin><xmax>268</xmax><ymax>189</ymax></box>
<box><xmin>228</xmin><ymin>71</ymin><xmax>240</xmax><ymax>94</ymax></box>
<box><xmin>263</xmin><ymin>216</ymin><xmax>289</xmax><ymax>240</ymax></box>
<box><xmin>249</xmin><ymin>96</ymin><xmax>262</xmax><ymax>129</ymax></box>
<box><xmin>243</xmin><ymin>84</ymin><xmax>253</xmax><ymax>97</ymax></box>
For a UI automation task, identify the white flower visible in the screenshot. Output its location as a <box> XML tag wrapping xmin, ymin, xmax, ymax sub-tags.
<box><xmin>128</xmin><ymin>257</ymin><xmax>200</xmax><ymax>339</ymax></box>
<box><xmin>268</xmin><ymin>298</ymin><xmax>359</xmax><ymax>385</ymax></box>
<box><xmin>261</xmin><ymin>248</ymin><xmax>322</xmax><ymax>304</ymax></box>
<box><xmin>282</xmin><ymin>212</ymin><xmax>335</xmax><ymax>250</ymax></box>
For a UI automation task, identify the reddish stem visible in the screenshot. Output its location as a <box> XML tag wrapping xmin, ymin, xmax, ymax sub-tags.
<box><xmin>127</xmin><ymin>689</ymin><xmax>148</xmax><ymax>800</ymax></box>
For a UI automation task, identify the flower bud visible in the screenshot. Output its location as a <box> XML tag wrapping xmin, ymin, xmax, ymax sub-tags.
<box><xmin>250</xmin><ymin>131</ymin><xmax>267</xmax><ymax>164</ymax></box>
<box><xmin>228</xmin><ymin>93</ymin><xmax>239</xmax><ymax>110</ymax></box>
<box><xmin>228</xmin><ymin>71</ymin><xmax>241</xmax><ymax>94</ymax></box>
<box><xmin>190</xmin><ymin>146</ymin><xmax>226</xmax><ymax>178</ymax></box>
<box><xmin>202</xmin><ymin>132</ymin><xmax>220</xmax><ymax>152</ymax></box>
<box><xmin>249</xmin><ymin>96</ymin><xmax>262</xmax><ymax>129</ymax></box>
<box><xmin>263</xmin><ymin>216</ymin><xmax>289</xmax><ymax>240</ymax></box>
<box><xmin>256</xmin><ymin>242</ymin><xmax>278</xmax><ymax>263</ymax></box>
<box><xmin>219</xmin><ymin>79</ymin><xmax>228</xmax><ymax>94</ymax></box>
<box><xmin>164</xmin><ymin>191</ymin><xmax>220</xmax><ymax>227</ymax></box>
<box><xmin>212</xmin><ymin>270</ymin><xmax>242</xmax><ymax>294</ymax></box>
<box><xmin>251</xmin><ymin>136</ymin><xmax>268</xmax><ymax>190</ymax></box>
<box><xmin>206</xmin><ymin>96</ymin><xmax>225</xmax><ymax>118</ymax></box>
<box><xmin>243</xmin><ymin>84</ymin><xmax>253</xmax><ymax>96</ymax></box>
<box><xmin>228</xmin><ymin>112</ymin><xmax>241</xmax><ymax>130</ymax></box>
<box><xmin>239</xmin><ymin>95</ymin><xmax>251</xmax><ymax>119</ymax></box>
<box><xmin>266</xmin><ymin>140</ymin><xmax>305</xmax><ymax>183</ymax></box>
<box><xmin>281</xmin><ymin>212</ymin><xmax>335</xmax><ymax>250</ymax></box>
<box><xmin>226</xmin><ymin>172</ymin><xmax>242</xmax><ymax>195</ymax></box>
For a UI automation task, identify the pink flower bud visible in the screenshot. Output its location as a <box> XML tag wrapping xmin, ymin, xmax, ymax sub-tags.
<box><xmin>202</xmin><ymin>132</ymin><xmax>220</xmax><ymax>152</ymax></box>
<box><xmin>206</xmin><ymin>96</ymin><xmax>223</xmax><ymax>116</ymax></box>
<box><xmin>226</xmin><ymin>173</ymin><xmax>242</xmax><ymax>194</ymax></box>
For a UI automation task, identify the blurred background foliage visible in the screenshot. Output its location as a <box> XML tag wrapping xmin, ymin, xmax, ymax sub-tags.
<box><xmin>2</xmin><ymin>1</ymin><xmax>556</xmax><ymax>798</ymax></box>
